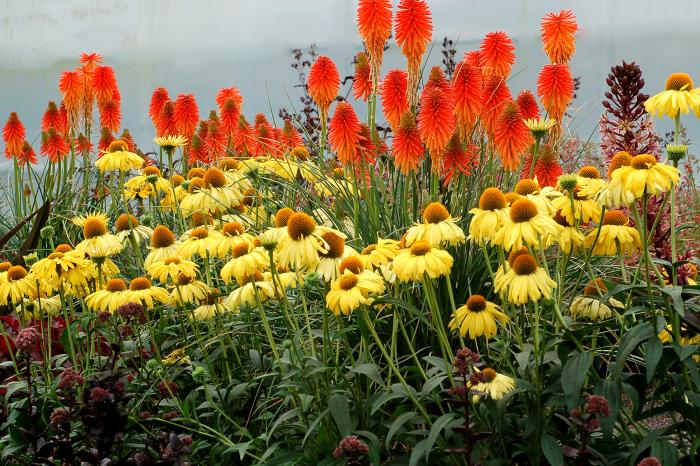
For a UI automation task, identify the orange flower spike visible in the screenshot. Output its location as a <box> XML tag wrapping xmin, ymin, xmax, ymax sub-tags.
<box><xmin>537</xmin><ymin>63</ymin><xmax>574</xmax><ymax>123</ymax></box>
<box><xmin>156</xmin><ymin>101</ymin><xmax>178</xmax><ymax>137</ymax></box>
<box><xmin>99</xmin><ymin>100</ymin><xmax>121</xmax><ymax>134</ymax></box>
<box><xmin>480</xmin><ymin>75</ymin><xmax>513</xmax><ymax>137</ymax></box>
<box><xmin>279</xmin><ymin>119</ymin><xmax>304</xmax><ymax>150</ymax></box>
<box><xmin>205</xmin><ymin>119</ymin><xmax>226</xmax><ymax>161</ymax></box>
<box><xmin>79</xmin><ymin>53</ymin><xmax>103</xmax><ymax>73</ymax></box>
<box><xmin>216</xmin><ymin>87</ymin><xmax>243</xmax><ymax>114</ymax></box>
<box><xmin>97</xmin><ymin>128</ymin><xmax>114</xmax><ymax>153</ymax></box>
<box><xmin>425</xmin><ymin>66</ymin><xmax>451</xmax><ymax>94</ymax></box>
<box><xmin>41</xmin><ymin>128</ymin><xmax>70</xmax><ymax>163</ymax></box>
<box><xmin>220</xmin><ymin>98</ymin><xmax>240</xmax><ymax>139</ymax></box>
<box><xmin>355</xmin><ymin>124</ymin><xmax>377</xmax><ymax>167</ymax></box>
<box><xmin>380</xmin><ymin>69</ymin><xmax>409</xmax><ymax>131</ymax></box>
<box><xmin>91</xmin><ymin>65</ymin><xmax>118</xmax><ymax>105</ymax></box>
<box><xmin>479</xmin><ymin>31</ymin><xmax>516</xmax><ymax>78</ymax></box>
<box><xmin>307</xmin><ymin>55</ymin><xmax>340</xmax><ymax>118</ymax></box>
<box><xmin>391</xmin><ymin>112</ymin><xmax>425</xmax><ymax>174</ymax></box>
<box><xmin>3</xmin><ymin>112</ymin><xmax>26</xmax><ymax>157</ymax></box>
<box><xmin>522</xmin><ymin>144</ymin><xmax>562</xmax><ymax>187</ymax></box>
<box><xmin>418</xmin><ymin>86</ymin><xmax>455</xmax><ymax>171</ymax></box>
<box><xmin>494</xmin><ymin>101</ymin><xmax>531</xmax><ymax>171</ymax></box>
<box><xmin>441</xmin><ymin>135</ymin><xmax>479</xmax><ymax>186</ymax></box>
<box><xmin>541</xmin><ymin>10</ymin><xmax>578</xmax><ymax>64</ymax></box>
<box><xmin>233</xmin><ymin>115</ymin><xmax>259</xmax><ymax>157</ymax></box>
<box><xmin>352</xmin><ymin>52</ymin><xmax>372</xmax><ymax>102</ymax></box>
<box><xmin>516</xmin><ymin>90</ymin><xmax>540</xmax><ymax>119</ymax></box>
<box><xmin>149</xmin><ymin>88</ymin><xmax>170</xmax><ymax>127</ymax></box>
<box><xmin>394</xmin><ymin>0</ymin><xmax>433</xmax><ymax>104</ymax></box>
<box><xmin>58</xmin><ymin>70</ymin><xmax>85</xmax><ymax>132</ymax></box>
<box><xmin>174</xmin><ymin>94</ymin><xmax>200</xmax><ymax>139</ymax></box>
<box><xmin>357</xmin><ymin>0</ymin><xmax>392</xmax><ymax>71</ymax></box>
<box><xmin>42</xmin><ymin>102</ymin><xmax>62</xmax><ymax>132</ymax></box>
<box><xmin>328</xmin><ymin>101</ymin><xmax>362</xmax><ymax>165</ymax></box>
<box><xmin>451</xmin><ymin>60</ymin><xmax>483</xmax><ymax>136</ymax></box>
<box><xmin>119</xmin><ymin>129</ymin><xmax>137</xmax><ymax>153</ymax></box>
<box><xmin>17</xmin><ymin>141</ymin><xmax>37</xmax><ymax>167</ymax></box>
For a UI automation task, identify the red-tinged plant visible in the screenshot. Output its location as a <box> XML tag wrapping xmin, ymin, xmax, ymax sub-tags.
<box><xmin>537</xmin><ymin>63</ymin><xmax>574</xmax><ymax>128</ymax></box>
<box><xmin>58</xmin><ymin>70</ymin><xmax>84</xmax><ymax>133</ymax></box>
<box><xmin>91</xmin><ymin>65</ymin><xmax>118</xmax><ymax>105</ymax></box>
<box><xmin>156</xmin><ymin>101</ymin><xmax>178</xmax><ymax>137</ymax></box>
<box><xmin>516</xmin><ymin>90</ymin><xmax>541</xmax><ymax>119</ymax></box>
<box><xmin>17</xmin><ymin>141</ymin><xmax>37</xmax><ymax>167</ymax></box>
<box><xmin>307</xmin><ymin>55</ymin><xmax>340</xmax><ymax>120</ymax></box>
<box><xmin>480</xmin><ymin>74</ymin><xmax>513</xmax><ymax>137</ymax></box>
<box><xmin>149</xmin><ymin>87</ymin><xmax>170</xmax><ymax>126</ymax></box>
<box><xmin>42</xmin><ymin>102</ymin><xmax>68</xmax><ymax>134</ymax></box>
<box><xmin>233</xmin><ymin>115</ymin><xmax>259</xmax><ymax>157</ymax></box>
<box><xmin>357</xmin><ymin>0</ymin><xmax>392</xmax><ymax>74</ymax></box>
<box><xmin>279</xmin><ymin>119</ymin><xmax>304</xmax><ymax>151</ymax></box>
<box><xmin>98</xmin><ymin>99</ymin><xmax>121</xmax><ymax>134</ymax></box>
<box><xmin>441</xmin><ymin>134</ymin><xmax>478</xmax><ymax>186</ymax></box>
<box><xmin>41</xmin><ymin>128</ymin><xmax>70</xmax><ymax>163</ymax></box>
<box><xmin>522</xmin><ymin>143</ymin><xmax>562</xmax><ymax>187</ymax></box>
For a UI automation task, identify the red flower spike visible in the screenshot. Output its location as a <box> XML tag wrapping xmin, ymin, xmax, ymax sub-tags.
<box><xmin>91</xmin><ymin>66</ymin><xmax>118</xmax><ymax>105</ymax></box>
<box><xmin>391</xmin><ymin>112</ymin><xmax>424</xmax><ymax>174</ymax></box>
<box><xmin>479</xmin><ymin>31</ymin><xmax>516</xmax><ymax>78</ymax></box>
<box><xmin>3</xmin><ymin>112</ymin><xmax>26</xmax><ymax>158</ymax></box>
<box><xmin>418</xmin><ymin>86</ymin><xmax>455</xmax><ymax>171</ymax></box>
<box><xmin>380</xmin><ymin>69</ymin><xmax>409</xmax><ymax>131</ymax></box>
<box><xmin>394</xmin><ymin>0</ymin><xmax>433</xmax><ymax>104</ymax></box>
<box><xmin>516</xmin><ymin>90</ymin><xmax>540</xmax><ymax>120</ymax></box>
<box><xmin>352</xmin><ymin>52</ymin><xmax>372</xmax><ymax>102</ymax></box>
<box><xmin>441</xmin><ymin>135</ymin><xmax>479</xmax><ymax>186</ymax></box>
<box><xmin>149</xmin><ymin>88</ymin><xmax>170</xmax><ymax>127</ymax></box>
<box><xmin>174</xmin><ymin>94</ymin><xmax>200</xmax><ymax>139</ymax></box>
<box><xmin>17</xmin><ymin>141</ymin><xmax>38</xmax><ymax>167</ymax></box>
<box><xmin>99</xmin><ymin>99</ymin><xmax>121</xmax><ymax>134</ymax></box>
<box><xmin>537</xmin><ymin>63</ymin><xmax>574</xmax><ymax>124</ymax></box>
<box><xmin>480</xmin><ymin>75</ymin><xmax>513</xmax><ymax>137</ymax></box>
<box><xmin>541</xmin><ymin>10</ymin><xmax>578</xmax><ymax>64</ymax></box>
<box><xmin>308</xmin><ymin>56</ymin><xmax>340</xmax><ymax>117</ymax></box>
<box><xmin>329</xmin><ymin>101</ymin><xmax>362</xmax><ymax>165</ymax></box>
<box><xmin>452</xmin><ymin>60</ymin><xmax>483</xmax><ymax>136</ymax></box>
<box><xmin>494</xmin><ymin>101</ymin><xmax>531</xmax><ymax>171</ymax></box>
<box><xmin>41</xmin><ymin>129</ymin><xmax>70</xmax><ymax>163</ymax></box>
<box><xmin>357</xmin><ymin>0</ymin><xmax>392</xmax><ymax>71</ymax></box>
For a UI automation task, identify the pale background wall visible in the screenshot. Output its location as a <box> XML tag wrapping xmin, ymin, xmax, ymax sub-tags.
<box><xmin>1</xmin><ymin>0</ymin><xmax>699</xmax><ymax>163</ymax></box>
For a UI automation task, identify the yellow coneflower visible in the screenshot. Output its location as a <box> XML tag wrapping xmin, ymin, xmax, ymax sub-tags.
<box><xmin>597</xmin><ymin>152</ymin><xmax>635</xmax><ymax>208</ymax></box>
<box><xmin>213</xmin><ymin>221</ymin><xmax>256</xmax><ymax>259</ymax></box>
<box><xmin>85</xmin><ymin>278</ymin><xmax>129</xmax><ymax>313</ymax></box>
<box><xmin>180</xmin><ymin>167</ymin><xmax>243</xmax><ymax>215</ymax></box>
<box><xmin>492</xmin><ymin>198</ymin><xmax>561</xmax><ymax>251</ymax></box>
<box><xmin>494</xmin><ymin>252</ymin><xmax>557</xmax><ymax>304</ymax></box>
<box><xmin>315</xmin><ymin>231</ymin><xmax>359</xmax><ymax>282</ymax></box>
<box><xmin>178</xmin><ymin>227</ymin><xmax>220</xmax><ymax>260</ymax></box>
<box><xmin>645</xmin><ymin>72</ymin><xmax>700</xmax><ymax>118</ymax></box>
<box><xmin>359</xmin><ymin>238</ymin><xmax>400</xmax><ymax>270</ymax></box>
<box><xmin>449</xmin><ymin>295</ymin><xmax>509</xmax><ymax>339</ymax></box>
<box><xmin>277</xmin><ymin>212</ymin><xmax>328</xmax><ymax>270</ymax></box>
<box><xmin>145</xmin><ymin>225</ymin><xmax>180</xmax><ymax>268</ymax></box>
<box><xmin>523</xmin><ymin>117</ymin><xmax>556</xmax><ymax>139</ymax></box>
<box><xmin>162</xmin><ymin>347</ymin><xmax>191</xmax><ymax>365</ymax></box>
<box><xmin>191</xmin><ymin>289</ymin><xmax>230</xmax><ymax>320</ymax></box>
<box><xmin>325</xmin><ymin>270</ymin><xmax>385</xmax><ymax>316</ymax></box>
<box><xmin>122</xmin><ymin>277</ymin><xmax>170</xmax><ymax>310</ymax></box>
<box><xmin>569</xmin><ymin>278</ymin><xmax>623</xmax><ymax>321</ymax></box>
<box><xmin>575</xmin><ymin>165</ymin><xmax>606</xmax><ymax>199</ymax></box>
<box><xmin>114</xmin><ymin>213</ymin><xmax>153</xmax><ymax>243</ymax></box>
<box><xmin>31</xmin><ymin>248</ymin><xmax>95</xmax><ymax>295</ymax></box>
<box><xmin>0</xmin><ymin>266</ymin><xmax>36</xmax><ymax>305</ymax></box>
<box><xmin>468</xmin><ymin>187</ymin><xmax>509</xmax><ymax>244</ymax></box>
<box><xmin>124</xmin><ymin>166</ymin><xmax>174</xmax><ymax>201</ymax></box>
<box><xmin>586</xmin><ymin>210</ymin><xmax>641</xmax><ymax>256</ymax></box>
<box><xmin>405</xmin><ymin>202</ymin><xmax>466</xmax><ymax>248</ymax></box>
<box><xmin>470</xmin><ymin>368</ymin><xmax>516</xmax><ymax>401</ymax></box>
<box><xmin>513</xmin><ymin>178</ymin><xmax>561</xmax><ymax>215</ymax></box>
<box><xmin>223</xmin><ymin>271</ymin><xmax>279</xmax><ymax>310</ymax></box>
<box><xmin>147</xmin><ymin>257</ymin><xmax>198</xmax><ymax>283</ymax></box>
<box><xmin>171</xmin><ymin>273</ymin><xmax>211</xmax><ymax>305</ymax></box>
<box><xmin>392</xmin><ymin>240</ymin><xmax>453</xmax><ymax>282</ymax></box>
<box><xmin>95</xmin><ymin>140</ymin><xmax>144</xmax><ymax>172</ymax></box>
<box><xmin>0</xmin><ymin>261</ymin><xmax>12</xmax><ymax>285</ymax></box>
<box><xmin>551</xmin><ymin>186</ymin><xmax>601</xmax><ymax>225</ymax></box>
<box><xmin>612</xmin><ymin>154</ymin><xmax>680</xmax><ymax>200</ymax></box>
<box><xmin>153</xmin><ymin>134</ymin><xmax>188</xmax><ymax>151</ymax></box>
<box><xmin>220</xmin><ymin>241</ymin><xmax>269</xmax><ymax>284</ymax></box>
<box><xmin>20</xmin><ymin>295</ymin><xmax>62</xmax><ymax>319</ymax></box>
<box><xmin>553</xmin><ymin>210</ymin><xmax>585</xmax><ymax>253</ymax></box>
<box><xmin>74</xmin><ymin>213</ymin><xmax>123</xmax><ymax>259</ymax></box>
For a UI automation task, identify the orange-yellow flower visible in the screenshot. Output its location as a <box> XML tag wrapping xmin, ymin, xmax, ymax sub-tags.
<box><xmin>329</xmin><ymin>102</ymin><xmax>361</xmax><ymax>165</ymax></box>
<box><xmin>481</xmin><ymin>75</ymin><xmax>513</xmax><ymax>137</ymax></box>
<box><xmin>394</xmin><ymin>0</ymin><xmax>433</xmax><ymax>104</ymax></box>
<box><xmin>308</xmin><ymin>56</ymin><xmax>340</xmax><ymax>117</ymax></box>
<box><xmin>494</xmin><ymin>101</ymin><xmax>531</xmax><ymax>171</ymax></box>
<box><xmin>418</xmin><ymin>86</ymin><xmax>455</xmax><ymax>171</ymax></box>
<box><xmin>357</xmin><ymin>0</ymin><xmax>392</xmax><ymax>71</ymax></box>
<box><xmin>380</xmin><ymin>69</ymin><xmax>409</xmax><ymax>130</ymax></box>
<box><xmin>352</xmin><ymin>52</ymin><xmax>372</xmax><ymax>102</ymax></box>
<box><xmin>451</xmin><ymin>60</ymin><xmax>483</xmax><ymax>136</ymax></box>
<box><xmin>149</xmin><ymin>87</ymin><xmax>170</xmax><ymax>127</ymax></box>
<box><xmin>3</xmin><ymin>112</ymin><xmax>25</xmax><ymax>158</ymax></box>
<box><xmin>541</xmin><ymin>10</ymin><xmax>577</xmax><ymax>64</ymax></box>
<box><xmin>537</xmin><ymin>63</ymin><xmax>574</xmax><ymax>124</ymax></box>
<box><xmin>516</xmin><ymin>90</ymin><xmax>540</xmax><ymax>119</ymax></box>
<box><xmin>479</xmin><ymin>31</ymin><xmax>515</xmax><ymax>78</ymax></box>
<box><xmin>174</xmin><ymin>94</ymin><xmax>200</xmax><ymax>140</ymax></box>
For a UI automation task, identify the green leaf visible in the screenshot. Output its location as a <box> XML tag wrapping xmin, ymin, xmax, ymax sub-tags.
<box><xmin>425</xmin><ymin>413</ymin><xmax>459</xmax><ymax>462</ymax></box>
<box><xmin>661</xmin><ymin>286</ymin><xmax>685</xmax><ymax>318</ymax></box>
<box><xmin>651</xmin><ymin>439</ymin><xmax>679</xmax><ymax>466</ymax></box>
<box><xmin>409</xmin><ymin>438</ymin><xmax>429</xmax><ymax>466</ymax></box>
<box><xmin>541</xmin><ymin>434</ymin><xmax>564</xmax><ymax>466</ymax></box>
<box><xmin>386</xmin><ymin>411</ymin><xmax>419</xmax><ymax>447</ymax></box>
<box><xmin>645</xmin><ymin>336</ymin><xmax>663</xmax><ymax>383</ymax></box>
<box><xmin>350</xmin><ymin>363</ymin><xmax>384</xmax><ymax>387</ymax></box>
<box><xmin>561</xmin><ymin>352</ymin><xmax>591</xmax><ymax>408</ymax></box>
<box><xmin>329</xmin><ymin>393</ymin><xmax>352</xmax><ymax>437</ymax></box>
<box><xmin>628</xmin><ymin>426</ymin><xmax>670</xmax><ymax>465</ymax></box>
<box><xmin>614</xmin><ymin>322</ymin><xmax>654</xmax><ymax>381</ymax></box>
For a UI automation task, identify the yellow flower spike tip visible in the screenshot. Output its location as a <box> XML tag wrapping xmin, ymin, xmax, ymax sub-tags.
<box><xmin>468</xmin><ymin>187</ymin><xmax>509</xmax><ymax>244</ymax></box>
<box><xmin>611</xmin><ymin>154</ymin><xmax>680</xmax><ymax>201</ymax></box>
<box><xmin>220</xmin><ymin>242</ymin><xmax>269</xmax><ymax>284</ymax></box>
<box><xmin>492</xmin><ymin>198</ymin><xmax>562</xmax><ymax>252</ymax></box>
<box><xmin>171</xmin><ymin>274</ymin><xmax>211</xmax><ymax>305</ymax></box>
<box><xmin>644</xmin><ymin>72</ymin><xmax>700</xmax><ymax>119</ymax></box>
<box><xmin>569</xmin><ymin>278</ymin><xmax>623</xmax><ymax>322</ymax></box>
<box><xmin>470</xmin><ymin>368</ymin><xmax>516</xmax><ymax>401</ymax></box>
<box><xmin>586</xmin><ymin>210</ymin><xmax>641</xmax><ymax>257</ymax></box>
<box><xmin>122</xmin><ymin>277</ymin><xmax>170</xmax><ymax>310</ymax></box>
<box><xmin>405</xmin><ymin>202</ymin><xmax>465</xmax><ymax>248</ymax></box>
<box><xmin>75</xmin><ymin>214</ymin><xmax>123</xmax><ymax>259</ymax></box>
<box><xmin>449</xmin><ymin>295</ymin><xmax>509</xmax><ymax>339</ymax></box>
<box><xmin>552</xmin><ymin>210</ymin><xmax>585</xmax><ymax>254</ymax></box>
<box><xmin>95</xmin><ymin>139</ymin><xmax>144</xmax><ymax>173</ymax></box>
<box><xmin>277</xmin><ymin>212</ymin><xmax>328</xmax><ymax>271</ymax></box>
<box><xmin>392</xmin><ymin>240</ymin><xmax>453</xmax><ymax>282</ymax></box>
<box><xmin>114</xmin><ymin>213</ymin><xmax>153</xmax><ymax>243</ymax></box>
<box><xmin>147</xmin><ymin>257</ymin><xmax>198</xmax><ymax>283</ymax></box>
<box><xmin>145</xmin><ymin>225</ymin><xmax>180</xmax><ymax>268</ymax></box>
<box><xmin>0</xmin><ymin>265</ymin><xmax>37</xmax><ymax>305</ymax></box>
<box><xmin>85</xmin><ymin>278</ymin><xmax>129</xmax><ymax>313</ymax></box>
<box><xmin>494</xmin><ymin>252</ymin><xmax>557</xmax><ymax>305</ymax></box>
